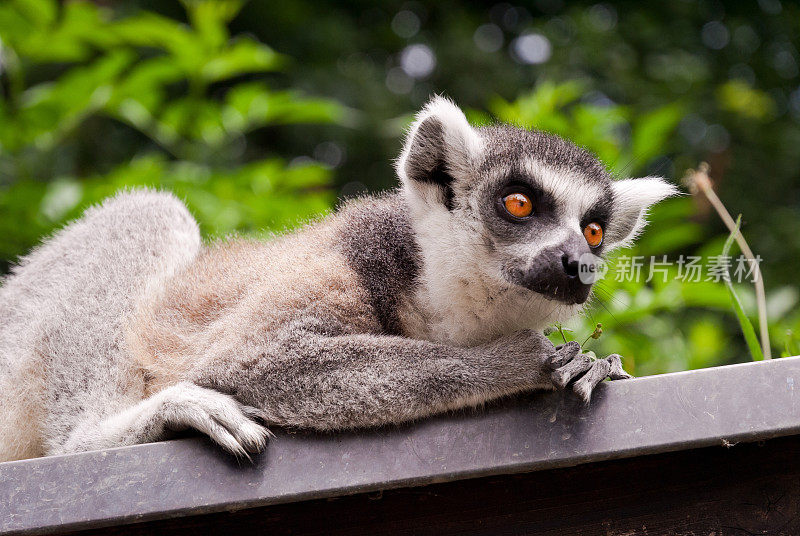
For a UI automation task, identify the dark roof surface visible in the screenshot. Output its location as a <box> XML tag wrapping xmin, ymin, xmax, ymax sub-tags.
<box><xmin>2</xmin><ymin>356</ymin><xmax>799</xmax><ymax>534</ymax></box>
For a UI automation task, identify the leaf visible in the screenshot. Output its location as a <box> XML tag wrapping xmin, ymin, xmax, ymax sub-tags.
<box><xmin>223</xmin><ymin>85</ymin><xmax>345</xmax><ymax>132</ymax></box>
<box><xmin>107</xmin><ymin>57</ymin><xmax>185</xmax><ymax>114</ymax></box>
<box><xmin>183</xmin><ymin>0</ymin><xmax>243</xmax><ymax>50</ymax></box>
<box><xmin>716</xmin><ymin>80</ymin><xmax>776</xmax><ymax>121</ymax></box>
<box><xmin>636</xmin><ymin>221</ymin><xmax>704</xmax><ymax>255</ymax></box>
<box><xmin>12</xmin><ymin>0</ymin><xmax>56</xmax><ymax>27</ymax></box>
<box><xmin>201</xmin><ymin>38</ymin><xmax>283</xmax><ymax>82</ymax></box>
<box><xmin>110</xmin><ymin>12</ymin><xmax>202</xmax><ymax>75</ymax></box>
<box><xmin>488</xmin><ymin>81</ymin><xmax>583</xmax><ymax>132</ymax></box>
<box><xmin>628</xmin><ymin>103</ymin><xmax>684</xmax><ymax>164</ymax></box>
<box><xmin>159</xmin><ymin>97</ymin><xmax>225</xmax><ymax>143</ymax></box>
<box><xmin>1</xmin><ymin>1</ymin><xmax>108</xmax><ymax>63</ymax></box>
<box><xmin>60</xmin><ymin>1</ymin><xmax>117</xmax><ymax>50</ymax></box>
<box><xmin>9</xmin><ymin>50</ymin><xmax>134</xmax><ymax>150</ymax></box>
<box><xmin>687</xmin><ymin>317</ymin><xmax>726</xmax><ymax>369</ymax></box>
<box><xmin>721</xmin><ymin>215</ymin><xmax>764</xmax><ymax>361</ymax></box>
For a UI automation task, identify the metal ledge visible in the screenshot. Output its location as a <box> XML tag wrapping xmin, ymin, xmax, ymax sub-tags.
<box><xmin>2</xmin><ymin>356</ymin><xmax>799</xmax><ymax>535</ymax></box>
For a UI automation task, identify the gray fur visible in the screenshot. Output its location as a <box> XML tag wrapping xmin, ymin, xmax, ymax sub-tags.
<box><xmin>476</xmin><ymin>125</ymin><xmax>611</xmax><ymax>184</ymax></box>
<box><xmin>0</xmin><ymin>97</ymin><xmax>674</xmax><ymax>461</ymax></box>
<box><xmin>335</xmin><ymin>194</ymin><xmax>421</xmax><ymax>335</ymax></box>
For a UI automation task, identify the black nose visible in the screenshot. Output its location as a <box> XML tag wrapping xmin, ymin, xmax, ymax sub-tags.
<box><xmin>561</xmin><ymin>253</ymin><xmax>579</xmax><ymax>278</ymax></box>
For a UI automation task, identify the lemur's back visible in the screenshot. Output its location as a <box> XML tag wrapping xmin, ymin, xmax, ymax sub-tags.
<box><xmin>127</xmin><ymin>213</ymin><xmax>383</xmax><ymax>395</ymax></box>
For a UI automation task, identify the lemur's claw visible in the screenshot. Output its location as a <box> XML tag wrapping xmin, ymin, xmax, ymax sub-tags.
<box><xmin>606</xmin><ymin>353</ymin><xmax>633</xmax><ymax>380</ymax></box>
<box><xmin>547</xmin><ymin>344</ymin><xmax>633</xmax><ymax>403</ymax></box>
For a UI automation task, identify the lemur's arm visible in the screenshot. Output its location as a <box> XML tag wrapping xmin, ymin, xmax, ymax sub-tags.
<box><xmin>53</xmin><ymin>329</ymin><xmax>620</xmax><ymax>457</ymax></box>
<box><xmin>193</xmin><ymin>329</ymin><xmax>627</xmax><ymax>431</ymax></box>
<box><xmin>54</xmin><ymin>330</ymin><xmax>622</xmax><ymax>457</ymax></box>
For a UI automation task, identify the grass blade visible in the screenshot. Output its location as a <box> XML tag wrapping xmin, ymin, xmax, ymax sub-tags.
<box><xmin>721</xmin><ymin>215</ymin><xmax>764</xmax><ymax>361</ymax></box>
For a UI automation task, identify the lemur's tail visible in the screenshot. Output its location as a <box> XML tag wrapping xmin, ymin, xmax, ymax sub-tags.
<box><xmin>0</xmin><ymin>267</ymin><xmax>33</xmax><ymax>376</ymax></box>
<box><xmin>0</xmin><ymin>190</ymin><xmax>202</xmax><ymax>461</ymax></box>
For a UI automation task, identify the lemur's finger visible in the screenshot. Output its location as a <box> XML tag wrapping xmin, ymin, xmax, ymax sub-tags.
<box><xmin>547</xmin><ymin>341</ymin><xmax>581</xmax><ymax>369</ymax></box>
<box><xmin>551</xmin><ymin>353</ymin><xmax>593</xmax><ymax>388</ymax></box>
<box><xmin>173</xmin><ymin>408</ymin><xmax>248</xmax><ymax>459</ymax></box>
<box><xmin>606</xmin><ymin>354</ymin><xmax>633</xmax><ymax>380</ymax></box>
<box><xmin>209</xmin><ymin>403</ymin><xmax>271</xmax><ymax>454</ymax></box>
<box><xmin>572</xmin><ymin>359</ymin><xmax>612</xmax><ymax>404</ymax></box>
<box><xmin>209</xmin><ymin>418</ymin><xmax>252</xmax><ymax>460</ymax></box>
<box><xmin>227</xmin><ymin>417</ymin><xmax>270</xmax><ymax>454</ymax></box>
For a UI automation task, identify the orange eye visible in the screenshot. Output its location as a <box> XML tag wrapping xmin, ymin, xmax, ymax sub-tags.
<box><xmin>584</xmin><ymin>222</ymin><xmax>603</xmax><ymax>248</ymax></box>
<box><xmin>503</xmin><ymin>193</ymin><xmax>533</xmax><ymax>219</ymax></box>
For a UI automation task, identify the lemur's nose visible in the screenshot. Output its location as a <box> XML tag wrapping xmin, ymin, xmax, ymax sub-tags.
<box><xmin>561</xmin><ymin>253</ymin><xmax>580</xmax><ymax>278</ymax></box>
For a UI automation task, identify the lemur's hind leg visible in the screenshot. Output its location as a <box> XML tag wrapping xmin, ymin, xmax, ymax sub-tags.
<box><xmin>56</xmin><ymin>382</ymin><xmax>271</xmax><ymax>458</ymax></box>
<box><xmin>0</xmin><ymin>190</ymin><xmax>265</xmax><ymax>460</ymax></box>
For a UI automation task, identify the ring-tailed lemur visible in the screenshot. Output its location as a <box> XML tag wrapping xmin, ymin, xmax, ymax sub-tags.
<box><xmin>0</xmin><ymin>97</ymin><xmax>677</xmax><ymax>461</ymax></box>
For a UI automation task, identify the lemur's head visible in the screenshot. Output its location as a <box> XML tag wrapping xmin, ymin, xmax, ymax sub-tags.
<box><xmin>397</xmin><ymin>97</ymin><xmax>677</xmax><ymax>325</ymax></box>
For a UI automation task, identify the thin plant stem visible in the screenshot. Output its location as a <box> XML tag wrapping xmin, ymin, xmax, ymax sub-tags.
<box><xmin>555</xmin><ymin>322</ymin><xmax>568</xmax><ymax>344</ymax></box>
<box><xmin>581</xmin><ymin>323</ymin><xmax>602</xmax><ymax>347</ymax></box>
<box><xmin>684</xmin><ymin>163</ymin><xmax>771</xmax><ymax>359</ymax></box>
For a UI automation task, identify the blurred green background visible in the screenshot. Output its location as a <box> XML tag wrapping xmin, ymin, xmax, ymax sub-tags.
<box><xmin>1</xmin><ymin>0</ymin><xmax>799</xmax><ymax>375</ymax></box>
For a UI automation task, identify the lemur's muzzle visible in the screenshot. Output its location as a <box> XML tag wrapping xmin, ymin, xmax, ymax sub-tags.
<box><xmin>509</xmin><ymin>234</ymin><xmax>596</xmax><ymax>305</ymax></box>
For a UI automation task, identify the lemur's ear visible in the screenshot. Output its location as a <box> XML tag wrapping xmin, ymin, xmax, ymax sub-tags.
<box><xmin>396</xmin><ymin>96</ymin><xmax>482</xmax><ymax>210</ymax></box>
<box><xmin>605</xmin><ymin>177</ymin><xmax>680</xmax><ymax>248</ymax></box>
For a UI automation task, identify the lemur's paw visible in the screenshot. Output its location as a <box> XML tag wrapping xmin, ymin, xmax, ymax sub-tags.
<box><xmin>158</xmin><ymin>382</ymin><xmax>272</xmax><ymax>459</ymax></box>
<box><xmin>547</xmin><ymin>344</ymin><xmax>632</xmax><ymax>403</ymax></box>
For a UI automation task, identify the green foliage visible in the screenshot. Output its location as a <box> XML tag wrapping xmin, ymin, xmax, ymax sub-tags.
<box><xmin>0</xmin><ymin>0</ymin><xmax>344</xmax><ymax>266</ymax></box>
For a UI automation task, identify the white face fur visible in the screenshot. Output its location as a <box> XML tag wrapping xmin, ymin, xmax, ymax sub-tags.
<box><xmin>396</xmin><ymin>97</ymin><xmax>678</xmax><ymax>347</ymax></box>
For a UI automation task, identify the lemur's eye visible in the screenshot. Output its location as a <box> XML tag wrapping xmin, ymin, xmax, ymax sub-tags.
<box><xmin>584</xmin><ymin>222</ymin><xmax>603</xmax><ymax>248</ymax></box>
<box><xmin>503</xmin><ymin>193</ymin><xmax>533</xmax><ymax>219</ymax></box>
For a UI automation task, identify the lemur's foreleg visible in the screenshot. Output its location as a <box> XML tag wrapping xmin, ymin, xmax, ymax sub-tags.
<box><xmin>56</xmin><ymin>332</ymin><xmax>626</xmax><ymax>454</ymax></box>
<box><xmin>55</xmin><ymin>383</ymin><xmax>271</xmax><ymax>457</ymax></box>
<box><xmin>194</xmin><ymin>330</ymin><xmax>629</xmax><ymax>431</ymax></box>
